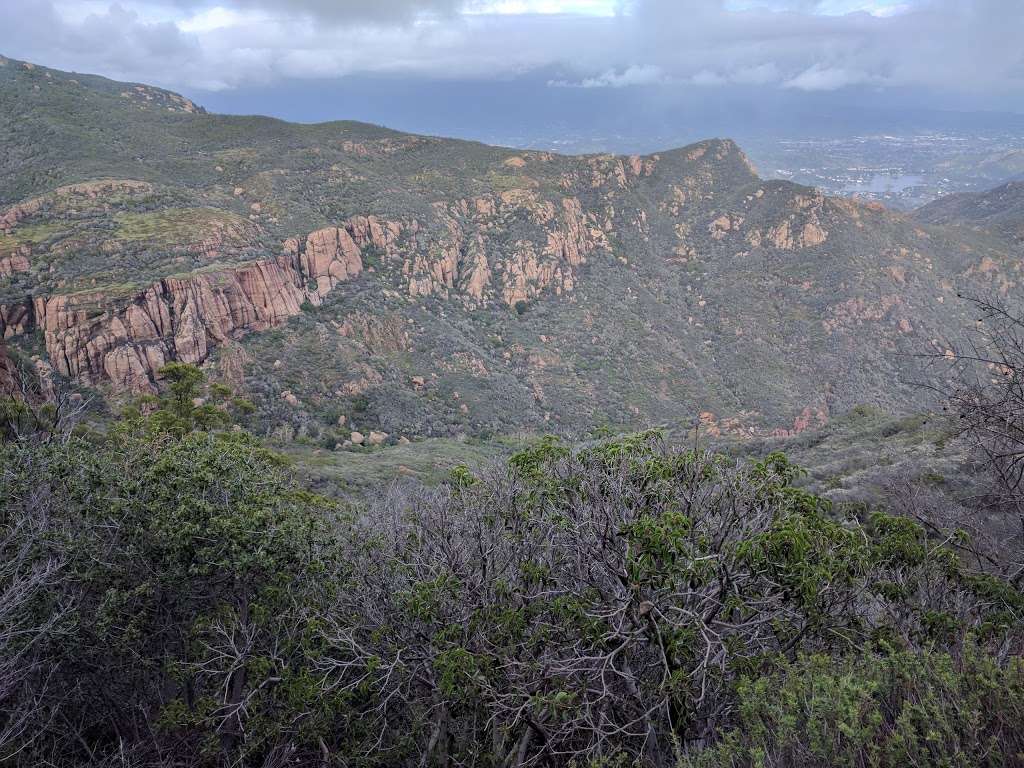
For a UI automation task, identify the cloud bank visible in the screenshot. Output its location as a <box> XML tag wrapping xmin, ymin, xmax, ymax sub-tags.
<box><xmin>1</xmin><ymin>0</ymin><xmax>1021</xmax><ymax>108</ymax></box>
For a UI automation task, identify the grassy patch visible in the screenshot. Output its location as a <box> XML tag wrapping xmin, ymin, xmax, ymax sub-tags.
<box><xmin>282</xmin><ymin>437</ymin><xmax>516</xmax><ymax>492</ymax></box>
<box><xmin>113</xmin><ymin>207</ymin><xmax>250</xmax><ymax>246</ymax></box>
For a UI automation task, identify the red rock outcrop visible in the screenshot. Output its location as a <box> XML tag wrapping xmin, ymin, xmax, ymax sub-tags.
<box><xmin>747</xmin><ymin>193</ymin><xmax>831</xmax><ymax>250</ymax></box>
<box><xmin>2</xmin><ymin>220</ymin><xmax>370</xmax><ymax>392</ymax></box>
<box><xmin>1</xmin><ymin>180</ymin><xmax>152</xmax><ymax>232</ymax></box>
<box><xmin>30</xmin><ymin>258</ymin><xmax>316</xmax><ymax>393</ymax></box>
<box><xmin>0</xmin><ymin>302</ymin><xmax>33</xmax><ymax>339</ymax></box>
<box><xmin>0</xmin><ymin>250</ymin><xmax>30</xmax><ymax>276</ymax></box>
<box><xmin>771</xmin><ymin>405</ymin><xmax>830</xmax><ymax>438</ymax></box>
<box><xmin>285</xmin><ymin>226</ymin><xmax>364</xmax><ymax>301</ymax></box>
<box><xmin>403</xmin><ymin>193</ymin><xmax>608</xmax><ymax>306</ymax></box>
<box><xmin>0</xmin><ymin>187</ymin><xmax>602</xmax><ymax>392</ymax></box>
<box><xmin>282</xmin><ymin>215</ymin><xmax>399</xmax><ymax>301</ymax></box>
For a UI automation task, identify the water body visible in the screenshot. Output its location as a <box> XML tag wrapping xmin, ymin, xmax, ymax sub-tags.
<box><xmin>842</xmin><ymin>174</ymin><xmax>925</xmax><ymax>195</ymax></box>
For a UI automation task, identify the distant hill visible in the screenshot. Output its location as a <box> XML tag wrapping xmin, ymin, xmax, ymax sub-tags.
<box><xmin>914</xmin><ymin>180</ymin><xmax>1024</xmax><ymax>245</ymax></box>
<box><xmin>1</xmin><ymin>55</ymin><xmax>1020</xmax><ymax>446</ymax></box>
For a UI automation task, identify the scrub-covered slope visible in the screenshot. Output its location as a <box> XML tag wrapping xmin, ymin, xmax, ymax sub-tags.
<box><xmin>2</xmin><ymin>55</ymin><xmax>1018</xmax><ymax>444</ymax></box>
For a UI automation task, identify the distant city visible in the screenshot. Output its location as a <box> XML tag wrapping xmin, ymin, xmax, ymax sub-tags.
<box><xmin>745</xmin><ymin>132</ymin><xmax>1024</xmax><ymax>210</ymax></box>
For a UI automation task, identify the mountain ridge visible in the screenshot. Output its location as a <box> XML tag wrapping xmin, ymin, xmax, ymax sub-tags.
<box><xmin>914</xmin><ymin>179</ymin><xmax>1024</xmax><ymax>246</ymax></box>
<box><xmin>2</xmin><ymin>56</ymin><xmax>1020</xmax><ymax>443</ymax></box>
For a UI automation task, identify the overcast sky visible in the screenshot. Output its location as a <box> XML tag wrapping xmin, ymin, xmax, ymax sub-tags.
<box><xmin>2</xmin><ymin>1</ymin><xmax>1022</xmax><ymax>142</ymax></box>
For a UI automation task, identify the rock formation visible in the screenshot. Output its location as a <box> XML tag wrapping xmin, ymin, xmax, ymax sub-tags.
<box><xmin>402</xmin><ymin>192</ymin><xmax>608</xmax><ymax>306</ymax></box>
<box><xmin>0</xmin><ymin>190</ymin><xmax>609</xmax><ymax>393</ymax></box>
<box><xmin>1</xmin><ymin>228</ymin><xmax>366</xmax><ymax>393</ymax></box>
<box><xmin>0</xmin><ymin>251</ymin><xmax>30</xmax><ymax>277</ymax></box>
<box><xmin>0</xmin><ymin>180</ymin><xmax>152</xmax><ymax>232</ymax></box>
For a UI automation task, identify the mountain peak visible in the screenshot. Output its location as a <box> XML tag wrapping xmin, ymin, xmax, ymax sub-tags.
<box><xmin>0</xmin><ymin>54</ymin><xmax>204</xmax><ymax>115</ymax></box>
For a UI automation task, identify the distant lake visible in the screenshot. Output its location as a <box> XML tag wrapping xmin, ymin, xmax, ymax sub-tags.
<box><xmin>841</xmin><ymin>174</ymin><xmax>924</xmax><ymax>195</ymax></box>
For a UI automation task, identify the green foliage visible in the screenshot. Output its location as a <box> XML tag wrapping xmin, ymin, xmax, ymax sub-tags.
<box><xmin>0</xmin><ymin>385</ymin><xmax>342</xmax><ymax>766</ymax></box>
<box><xmin>128</xmin><ymin>362</ymin><xmax>255</xmax><ymax>436</ymax></box>
<box><xmin>0</xmin><ymin>395</ymin><xmax>59</xmax><ymax>439</ymax></box>
<box><xmin>682</xmin><ymin>647</ymin><xmax>1024</xmax><ymax>768</ymax></box>
<box><xmin>1</xmin><ymin>424</ymin><xmax>1021</xmax><ymax>767</ymax></box>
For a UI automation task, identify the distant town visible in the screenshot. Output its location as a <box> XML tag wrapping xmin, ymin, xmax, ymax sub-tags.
<box><xmin>747</xmin><ymin>132</ymin><xmax>1024</xmax><ymax>210</ymax></box>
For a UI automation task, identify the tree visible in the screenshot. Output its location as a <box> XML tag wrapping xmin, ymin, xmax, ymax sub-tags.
<box><xmin>1</xmin><ymin>386</ymin><xmax>341</xmax><ymax>766</ymax></box>
<box><xmin>938</xmin><ymin>294</ymin><xmax>1024</xmax><ymax>584</ymax></box>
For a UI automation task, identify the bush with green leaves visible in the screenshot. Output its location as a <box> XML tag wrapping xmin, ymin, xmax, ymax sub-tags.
<box><xmin>682</xmin><ymin>646</ymin><xmax>1024</xmax><ymax>768</ymax></box>
<box><xmin>314</xmin><ymin>431</ymin><xmax>1023</xmax><ymax>767</ymax></box>
<box><xmin>0</xmin><ymin>384</ymin><xmax>342</xmax><ymax>765</ymax></box>
<box><xmin>1</xmin><ymin>413</ymin><xmax>1021</xmax><ymax>767</ymax></box>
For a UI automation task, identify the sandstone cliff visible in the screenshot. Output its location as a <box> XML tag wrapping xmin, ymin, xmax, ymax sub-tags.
<box><xmin>0</xmin><ymin>188</ymin><xmax>609</xmax><ymax>393</ymax></box>
<box><xmin>0</xmin><ymin>227</ymin><xmax>366</xmax><ymax>393</ymax></box>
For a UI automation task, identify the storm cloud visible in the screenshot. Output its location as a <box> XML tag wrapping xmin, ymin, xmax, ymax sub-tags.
<box><xmin>1</xmin><ymin>0</ymin><xmax>1021</xmax><ymax>111</ymax></box>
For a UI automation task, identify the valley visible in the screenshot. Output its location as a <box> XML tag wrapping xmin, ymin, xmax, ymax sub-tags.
<box><xmin>2</xmin><ymin>55</ymin><xmax>1020</xmax><ymax>456</ymax></box>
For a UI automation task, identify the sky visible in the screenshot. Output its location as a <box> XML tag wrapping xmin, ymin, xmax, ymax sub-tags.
<box><xmin>2</xmin><ymin>0</ymin><xmax>1023</xmax><ymax>146</ymax></box>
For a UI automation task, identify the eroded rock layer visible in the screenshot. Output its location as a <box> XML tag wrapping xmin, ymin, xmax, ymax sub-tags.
<box><xmin>0</xmin><ymin>236</ymin><xmax>363</xmax><ymax>393</ymax></box>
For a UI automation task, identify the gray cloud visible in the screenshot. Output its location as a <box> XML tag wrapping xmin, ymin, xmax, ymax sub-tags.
<box><xmin>168</xmin><ymin>0</ymin><xmax>465</xmax><ymax>24</ymax></box>
<box><xmin>0</xmin><ymin>0</ymin><xmax>1021</xmax><ymax>107</ymax></box>
<box><xmin>1</xmin><ymin>2</ymin><xmax>209</xmax><ymax>84</ymax></box>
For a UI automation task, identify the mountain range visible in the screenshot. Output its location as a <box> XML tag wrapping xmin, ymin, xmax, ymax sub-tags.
<box><xmin>2</xmin><ymin>54</ymin><xmax>1021</xmax><ymax>455</ymax></box>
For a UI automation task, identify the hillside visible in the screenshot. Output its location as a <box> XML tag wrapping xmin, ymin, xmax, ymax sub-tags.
<box><xmin>2</xmin><ymin>55</ymin><xmax>1020</xmax><ymax>447</ymax></box>
<box><xmin>914</xmin><ymin>179</ymin><xmax>1024</xmax><ymax>245</ymax></box>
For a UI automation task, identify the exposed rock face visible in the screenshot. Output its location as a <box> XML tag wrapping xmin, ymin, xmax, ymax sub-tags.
<box><xmin>282</xmin><ymin>215</ymin><xmax>401</xmax><ymax>302</ymax></box>
<box><xmin>586</xmin><ymin>154</ymin><xmax>658</xmax><ymax>189</ymax></box>
<box><xmin>0</xmin><ymin>302</ymin><xmax>33</xmax><ymax>339</ymax></box>
<box><xmin>2</xmin><ymin>227</ymin><xmax>366</xmax><ymax>393</ymax></box>
<box><xmin>0</xmin><ymin>250</ymin><xmax>30</xmax><ymax>276</ymax></box>
<box><xmin>748</xmin><ymin>193</ymin><xmax>831</xmax><ymax>250</ymax></box>
<box><xmin>284</xmin><ymin>225</ymin><xmax>365</xmax><ymax>301</ymax></box>
<box><xmin>403</xmin><ymin>192</ymin><xmax>608</xmax><ymax>306</ymax></box>
<box><xmin>0</xmin><ymin>180</ymin><xmax>152</xmax><ymax>232</ymax></box>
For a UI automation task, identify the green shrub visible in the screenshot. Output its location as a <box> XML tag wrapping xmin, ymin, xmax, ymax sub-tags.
<box><xmin>683</xmin><ymin>647</ymin><xmax>1024</xmax><ymax>768</ymax></box>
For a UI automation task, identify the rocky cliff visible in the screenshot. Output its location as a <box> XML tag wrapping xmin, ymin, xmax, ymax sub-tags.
<box><xmin>0</xmin><ymin>227</ymin><xmax>365</xmax><ymax>393</ymax></box>
<box><xmin>0</xmin><ymin>184</ymin><xmax>611</xmax><ymax>393</ymax></box>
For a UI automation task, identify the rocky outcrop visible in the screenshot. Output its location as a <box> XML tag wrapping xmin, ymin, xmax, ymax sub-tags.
<box><xmin>0</xmin><ymin>302</ymin><xmax>33</xmax><ymax>338</ymax></box>
<box><xmin>2</xmin><ymin>223</ymin><xmax>369</xmax><ymax>393</ymax></box>
<box><xmin>586</xmin><ymin>154</ymin><xmax>658</xmax><ymax>189</ymax></box>
<box><xmin>1</xmin><ymin>180</ymin><xmax>152</xmax><ymax>232</ymax></box>
<box><xmin>771</xmin><ymin>405</ymin><xmax>830</xmax><ymax>438</ymax></box>
<box><xmin>282</xmin><ymin>215</ymin><xmax>400</xmax><ymax>301</ymax></box>
<box><xmin>403</xmin><ymin>192</ymin><xmax>608</xmax><ymax>306</ymax></box>
<box><xmin>31</xmin><ymin>258</ymin><xmax>311</xmax><ymax>392</ymax></box>
<box><xmin>747</xmin><ymin>193</ymin><xmax>830</xmax><ymax>250</ymax></box>
<box><xmin>0</xmin><ymin>250</ymin><xmax>30</xmax><ymax>276</ymax></box>
<box><xmin>0</xmin><ymin>187</ymin><xmax>614</xmax><ymax>392</ymax></box>
<box><xmin>284</xmin><ymin>225</ymin><xmax>365</xmax><ymax>301</ymax></box>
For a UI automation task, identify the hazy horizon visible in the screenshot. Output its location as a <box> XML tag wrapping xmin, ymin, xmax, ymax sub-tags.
<box><xmin>2</xmin><ymin>1</ymin><xmax>1023</xmax><ymax>153</ymax></box>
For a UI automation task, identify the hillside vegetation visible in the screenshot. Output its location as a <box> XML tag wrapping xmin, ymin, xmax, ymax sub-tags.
<box><xmin>2</xmin><ymin>55</ymin><xmax>1022</xmax><ymax>446</ymax></box>
<box><xmin>1</xmin><ymin>370</ymin><xmax>1023</xmax><ymax>767</ymax></box>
